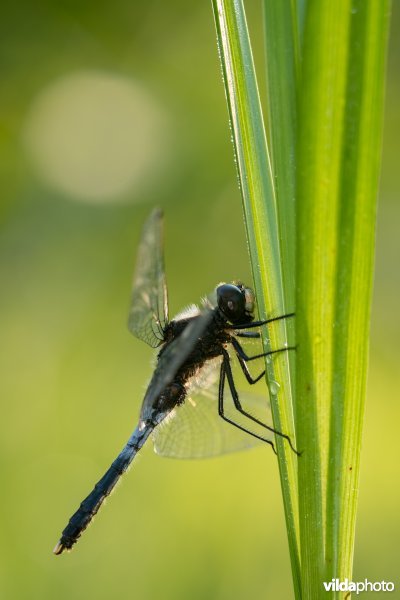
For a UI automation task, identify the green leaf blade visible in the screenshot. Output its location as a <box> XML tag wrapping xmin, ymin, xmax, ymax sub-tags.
<box><xmin>296</xmin><ymin>3</ymin><xmax>353</xmax><ymax>595</ymax></box>
<box><xmin>296</xmin><ymin>1</ymin><xmax>391</xmax><ymax>598</ymax></box>
<box><xmin>326</xmin><ymin>0</ymin><xmax>392</xmax><ymax>585</ymax></box>
<box><xmin>212</xmin><ymin>1</ymin><xmax>391</xmax><ymax>598</ymax></box>
<box><xmin>263</xmin><ymin>0</ymin><xmax>299</xmax><ymax>308</ymax></box>
<box><xmin>212</xmin><ymin>1</ymin><xmax>301</xmax><ymax>596</ymax></box>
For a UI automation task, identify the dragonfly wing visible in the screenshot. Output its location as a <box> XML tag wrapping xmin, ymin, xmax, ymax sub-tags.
<box><xmin>140</xmin><ymin>310</ymin><xmax>213</xmax><ymax>422</ymax></box>
<box><xmin>152</xmin><ymin>374</ymin><xmax>274</xmax><ymax>459</ymax></box>
<box><xmin>128</xmin><ymin>208</ymin><xmax>169</xmax><ymax>348</ymax></box>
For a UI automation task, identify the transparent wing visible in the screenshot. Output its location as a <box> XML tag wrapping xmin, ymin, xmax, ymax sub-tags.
<box><xmin>152</xmin><ymin>352</ymin><xmax>274</xmax><ymax>459</ymax></box>
<box><xmin>128</xmin><ymin>208</ymin><xmax>168</xmax><ymax>348</ymax></box>
<box><xmin>139</xmin><ymin>311</ymin><xmax>213</xmax><ymax>423</ymax></box>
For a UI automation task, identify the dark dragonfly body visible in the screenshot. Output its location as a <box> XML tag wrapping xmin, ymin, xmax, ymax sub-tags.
<box><xmin>53</xmin><ymin>208</ymin><xmax>297</xmax><ymax>555</ymax></box>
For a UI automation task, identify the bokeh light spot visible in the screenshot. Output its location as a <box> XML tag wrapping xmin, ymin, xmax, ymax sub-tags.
<box><xmin>23</xmin><ymin>71</ymin><xmax>169</xmax><ymax>203</ymax></box>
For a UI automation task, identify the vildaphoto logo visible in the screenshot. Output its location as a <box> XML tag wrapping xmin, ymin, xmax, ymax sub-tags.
<box><xmin>323</xmin><ymin>578</ymin><xmax>395</xmax><ymax>594</ymax></box>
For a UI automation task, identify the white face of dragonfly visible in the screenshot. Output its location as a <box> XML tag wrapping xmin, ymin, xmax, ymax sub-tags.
<box><xmin>244</xmin><ymin>287</ymin><xmax>255</xmax><ymax>315</ymax></box>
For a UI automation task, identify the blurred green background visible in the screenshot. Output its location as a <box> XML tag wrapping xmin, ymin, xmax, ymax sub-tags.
<box><xmin>1</xmin><ymin>2</ymin><xmax>398</xmax><ymax>599</ymax></box>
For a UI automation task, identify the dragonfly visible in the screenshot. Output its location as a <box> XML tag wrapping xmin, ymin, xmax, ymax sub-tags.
<box><xmin>53</xmin><ymin>207</ymin><xmax>298</xmax><ymax>556</ymax></box>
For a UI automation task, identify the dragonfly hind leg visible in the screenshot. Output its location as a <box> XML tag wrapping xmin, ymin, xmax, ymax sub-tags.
<box><xmin>218</xmin><ymin>357</ymin><xmax>277</xmax><ymax>454</ymax></box>
<box><xmin>220</xmin><ymin>348</ymin><xmax>300</xmax><ymax>456</ymax></box>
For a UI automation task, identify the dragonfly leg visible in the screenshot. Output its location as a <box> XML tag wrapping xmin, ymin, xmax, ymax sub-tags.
<box><xmin>231</xmin><ymin>337</ymin><xmax>296</xmax><ymax>365</ymax></box>
<box><xmin>230</xmin><ymin>337</ymin><xmax>265</xmax><ymax>385</ymax></box>
<box><xmin>232</xmin><ymin>352</ymin><xmax>265</xmax><ymax>385</ymax></box>
<box><xmin>222</xmin><ymin>349</ymin><xmax>301</xmax><ymax>456</ymax></box>
<box><xmin>233</xmin><ymin>312</ymin><xmax>295</xmax><ymax>330</ymax></box>
<box><xmin>218</xmin><ymin>359</ymin><xmax>277</xmax><ymax>454</ymax></box>
<box><xmin>235</xmin><ymin>331</ymin><xmax>260</xmax><ymax>339</ymax></box>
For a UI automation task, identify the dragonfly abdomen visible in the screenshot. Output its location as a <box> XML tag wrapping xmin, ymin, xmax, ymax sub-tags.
<box><xmin>53</xmin><ymin>423</ymin><xmax>153</xmax><ymax>555</ymax></box>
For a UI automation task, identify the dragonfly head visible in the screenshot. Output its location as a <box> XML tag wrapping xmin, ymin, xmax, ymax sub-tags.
<box><xmin>216</xmin><ymin>282</ymin><xmax>255</xmax><ymax>324</ymax></box>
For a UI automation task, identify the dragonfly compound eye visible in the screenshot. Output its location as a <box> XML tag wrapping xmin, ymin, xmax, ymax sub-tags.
<box><xmin>216</xmin><ymin>283</ymin><xmax>246</xmax><ymax>322</ymax></box>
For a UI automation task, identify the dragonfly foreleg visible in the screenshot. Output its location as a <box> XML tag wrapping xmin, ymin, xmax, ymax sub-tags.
<box><xmin>233</xmin><ymin>312</ymin><xmax>295</xmax><ymax>330</ymax></box>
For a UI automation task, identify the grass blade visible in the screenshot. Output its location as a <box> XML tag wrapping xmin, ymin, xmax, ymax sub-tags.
<box><xmin>212</xmin><ymin>1</ymin><xmax>390</xmax><ymax>598</ymax></box>
<box><xmin>296</xmin><ymin>1</ymin><xmax>391</xmax><ymax>597</ymax></box>
<box><xmin>325</xmin><ymin>0</ymin><xmax>392</xmax><ymax>585</ymax></box>
<box><xmin>296</xmin><ymin>3</ymin><xmax>352</xmax><ymax>593</ymax></box>
<box><xmin>212</xmin><ymin>0</ymin><xmax>301</xmax><ymax>595</ymax></box>
<box><xmin>263</xmin><ymin>0</ymin><xmax>298</xmax><ymax>306</ymax></box>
